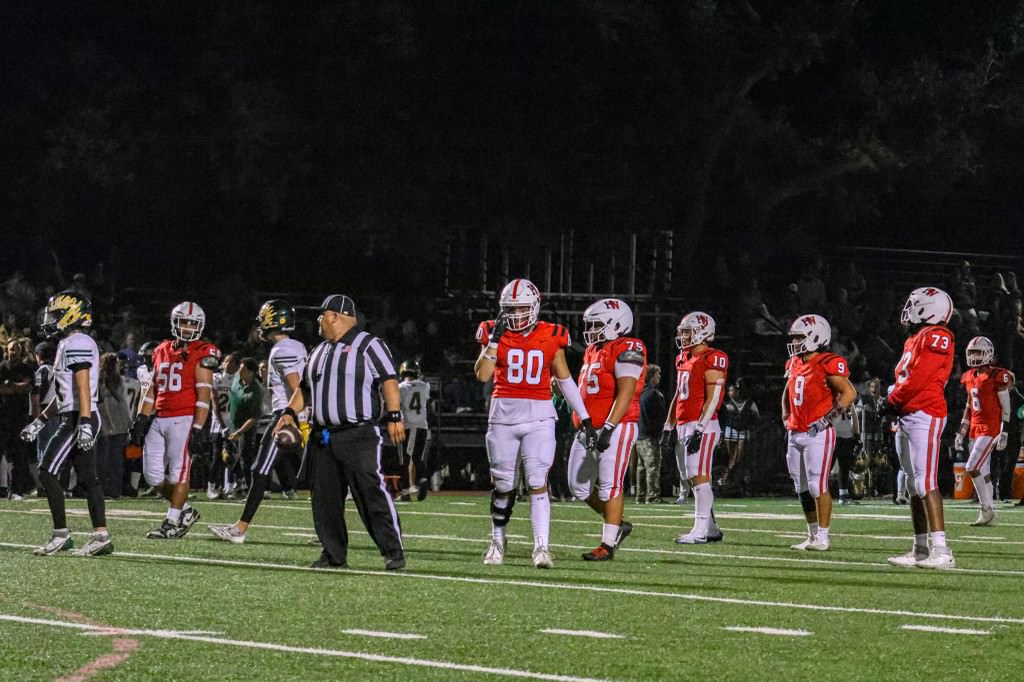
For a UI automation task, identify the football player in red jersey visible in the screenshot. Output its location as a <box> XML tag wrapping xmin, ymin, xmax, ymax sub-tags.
<box><xmin>474</xmin><ymin>278</ymin><xmax>593</xmax><ymax>569</ymax></box>
<box><xmin>884</xmin><ymin>287</ymin><xmax>956</xmax><ymax>569</ymax></box>
<box><xmin>662</xmin><ymin>312</ymin><xmax>728</xmax><ymax>544</ymax></box>
<box><xmin>955</xmin><ymin>336</ymin><xmax>1013</xmax><ymax>527</ymax></box>
<box><xmin>129</xmin><ymin>302</ymin><xmax>220</xmax><ymax>539</ymax></box>
<box><xmin>781</xmin><ymin>315</ymin><xmax>856</xmax><ymax>551</ymax></box>
<box><xmin>567</xmin><ymin>298</ymin><xmax>645</xmax><ymax>561</ymax></box>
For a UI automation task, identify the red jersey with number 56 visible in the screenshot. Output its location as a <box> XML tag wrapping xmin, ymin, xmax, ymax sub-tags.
<box><xmin>674</xmin><ymin>347</ymin><xmax>729</xmax><ymax>423</ymax></box>
<box><xmin>961</xmin><ymin>366</ymin><xmax>1014</xmax><ymax>436</ymax></box>
<box><xmin>152</xmin><ymin>339</ymin><xmax>221</xmax><ymax>418</ymax></box>
<box><xmin>476</xmin><ymin>320</ymin><xmax>570</xmax><ymax>400</ymax></box>
<box><xmin>575</xmin><ymin>337</ymin><xmax>646</xmax><ymax>428</ymax></box>
<box><xmin>889</xmin><ymin>325</ymin><xmax>953</xmax><ymax>418</ymax></box>
<box><xmin>785</xmin><ymin>352</ymin><xmax>849</xmax><ymax>432</ymax></box>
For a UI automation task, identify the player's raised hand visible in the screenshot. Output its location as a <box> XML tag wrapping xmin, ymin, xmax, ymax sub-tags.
<box><xmin>488</xmin><ymin>314</ymin><xmax>508</xmax><ymax>346</ymax></box>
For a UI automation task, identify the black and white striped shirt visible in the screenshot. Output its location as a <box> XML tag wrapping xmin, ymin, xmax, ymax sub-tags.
<box><xmin>306</xmin><ymin>328</ymin><xmax>399</xmax><ymax>427</ymax></box>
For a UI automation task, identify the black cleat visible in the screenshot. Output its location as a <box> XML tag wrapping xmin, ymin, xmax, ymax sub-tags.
<box><xmin>582</xmin><ymin>543</ymin><xmax>615</xmax><ymax>561</ymax></box>
<box><xmin>416</xmin><ymin>478</ymin><xmax>429</xmax><ymax>502</ymax></box>
<box><xmin>147</xmin><ymin>520</ymin><xmax>184</xmax><ymax>540</ymax></box>
<box><xmin>310</xmin><ymin>554</ymin><xmax>348</xmax><ymax>569</ymax></box>
<box><xmin>385</xmin><ymin>551</ymin><xmax>406</xmax><ymax>570</ymax></box>
<box><xmin>616</xmin><ymin>521</ymin><xmax>634</xmax><ymax>548</ymax></box>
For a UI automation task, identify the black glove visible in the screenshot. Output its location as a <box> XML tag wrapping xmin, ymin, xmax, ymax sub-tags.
<box><xmin>488</xmin><ymin>314</ymin><xmax>508</xmax><ymax>346</ymax></box>
<box><xmin>577</xmin><ymin>418</ymin><xmax>598</xmax><ymax>450</ymax></box>
<box><xmin>128</xmin><ymin>413</ymin><xmax>153</xmax><ymax>447</ymax></box>
<box><xmin>852</xmin><ymin>440</ymin><xmax>864</xmax><ymax>456</ymax></box>
<box><xmin>879</xmin><ymin>399</ymin><xmax>900</xmax><ymax>418</ymax></box>
<box><xmin>76</xmin><ymin>417</ymin><xmax>96</xmax><ymax>451</ymax></box>
<box><xmin>188</xmin><ymin>426</ymin><xmax>210</xmax><ymax>456</ymax></box>
<box><xmin>685</xmin><ymin>424</ymin><xmax>705</xmax><ymax>454</ymax></box>
<box><xmin>596</xmin><ymin>423</ymin><xmax>616</xmax><ymax>452</ymax></box>
<box><xmin>659</xmin><ymin>428</ymin><xmax>675</xmax><ymax>449</ymax></box>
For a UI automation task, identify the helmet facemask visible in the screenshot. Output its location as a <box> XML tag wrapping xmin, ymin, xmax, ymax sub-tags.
<box><xmin>787</xmin><ymin>334</ymin><xmax>809</xmax><ymax>358</ymax></box>
<box><xmin>583</xmin><ymin>318</ymin><xmax>608</xmax><ymax>346</ymax></box>
<box><xmin>676</xmin><ymin>324</ymin><xmax>698</xmax><ymax>350</ymax></box>
<box><xmin>172</xmin><ymin>314</ymin><xmax>204</xmax><ymax>342</ymax></box>
<box><xmin>501</xmin><ymin>302</ymin><xmax>538</xmax><ymax>332</ymax></box>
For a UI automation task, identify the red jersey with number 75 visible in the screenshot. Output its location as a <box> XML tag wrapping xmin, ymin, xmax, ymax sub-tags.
<box><xmin>152</xmin><ymin>339</ymin><xmax>221</xmax><ymax>418</ymax></box>
<box><xmin>961</xmin><ymin>365</ymin><xmax>1014</xmax><ymax>436</ymax></box>
<box><xmin>476</xmin><ymin>320</ymin><xmax>570</xmax><ymax>400</ymax></box>
<box><xmin>674</xmin><ymin>347</ymin><xmax>729</xmax><ymax>423</ymax></box>
<box><xmin>575</xmin><ymin>337</ymin><xmax>646</xmax><ymax>428</ymax></box>
<box><xmin>888</xmin><ymin>325</ymin><xmax>953</xmax><ymax>418</ymax></box>
<box><xmin>784</xmin><ymin>352</ymin><xmax>849</xmax><ymax>432</ymax></box>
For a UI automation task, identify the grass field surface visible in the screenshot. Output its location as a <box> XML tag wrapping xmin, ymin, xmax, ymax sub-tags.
<box><xmin>1</xmin><ymin>494</ymin><xmax>1022</xmax><ymax>681</ymax></box>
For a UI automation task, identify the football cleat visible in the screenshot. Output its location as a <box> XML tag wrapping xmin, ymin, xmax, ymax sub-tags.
<box><xmin>385</xmin><ymin>551</ymin><xmax>406</xmax><ymax>571</ymax></box>
<box><xmin>71</xmin><ymin>532</ymin><xmax>113</xmax><ymax>557</ymax></box>
<box><xmin>34</xmin><ymin>531</ymin><xmax>74</xmax><ymax>556</ymax></box>
<box><xmin>483</xmin><ymin>539</ymin><xmax>506</xmax><ymax>566</ymax></box>
<box><xmin>916</xmin><ymin>547</ymin><xmax>956</xmax><ymax>570</ymax></box>
<box><xmin>178</xmin><ymin>506</ymin><xmax>201</xmax><ymax>536</ymax></box>
<box><xmin>283</xmin><ymin>489</ymin><xmax>297</xmax><ymax>500</ymax></box>
<box><xmin>675</xmin><ymin>531</ymin><xmax>710</xmax><ymax>545</ymax></box>
<box><xmin>705</xmin><ymin>526</ymin><xmax>724</xmax><ymax>543</ymax></box>
<box><xmin>790</xmin><ymin>537</ymin><xmax>813</xmax><ymax>551</ymax></box>
<box><xmin>616</xmin><ymin>521</ymin><xmax>634</xmax><ymax>548</ymax></box>
<box><xmin>806</xmin><ymin>538</ymin><xmax>830</xmax><ymax>552</ymax></box>
<box><xmin>582</xmin><ymin>544</ymin><xmax>614</xmax><ymax>561</ymax></box>
<box><xmin>969</xmin><ymin>508</ymin><xmax>996</xmax><ymax>527</ymax></box>
<box><xmin>208</xmin><ymin>523</ymin><xmax>246</xmax><ymax>544</ymax></box>
<box><xmin>674</xmin><ymin>491</ymin><xmax>689</xmax><ymax>505</ymax></box>
<box><xmin>887</xmin><ymin>546</ymin><xmax>929</xmax><ymax>568</ymax></box>
<box><xmin>417</xmin><ymin>478</ymin><xmax>429</xmax><ymax>502</ymax></box>
<box><xmin>532</xmin><ymin>546</ymin><xmax>554</xmax><ymax>569</ymax></box>
<box><xmin>147</xmin><ymin>519</ymin><xmax>185</xmax><ymax>540</ymax></box>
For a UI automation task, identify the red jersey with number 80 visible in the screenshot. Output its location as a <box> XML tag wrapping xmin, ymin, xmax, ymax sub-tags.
<box><xmin>152</xmin><ymin>339</ymin><xmax>221</xmax><ymax>418</ymax></box>
<box><xmin>888</xmin><ymin>325</ymin><xmax>953</xmax><ymax>418</ymax></box>
<box><xmin>785</xmin><ymin>352</ymin><xmax>849</xmax><ymax>432</ymax></box>
<box><xmin>476</xmin><ymin>321</ymin><xmax>570</xmax><ymax>400</ymax></box>
<box><xmin>674</xmin><ymin>347</ymin><xmax>729</xmax><ymax>423</ymax></box>
<box><xmin>574</xmin><ymin>337</ymin><xmax>647</xmax><ymax>428</ymax></box>
<box><xmin>961</xmin><ymin>365</ymin><xmax>1014</xmax><ymax>437</ymax></box>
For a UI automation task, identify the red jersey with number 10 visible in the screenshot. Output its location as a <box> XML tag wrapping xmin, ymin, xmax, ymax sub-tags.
<box><xmin>961</xmin><ymin>365</ymin><xmax>1014</xmax><ymax>437</ymax></box>
<box><xmin>674</xmin><ymin>347</ymin><xmax>729</xmax><ymax>423</ymax></box>
<box><xmin>574</xmin><ymin>337</ymin><xmax>647</xmax><ymax>428</ymax></box>
<box><xmin>152</xmin><ymin>339</ymin><xmax>221</xmax><ymax>418</ymax></box>
<box><xmin>476</xmin><ymin>321</ymin><xmax>570</xmax><ymax>401</ymax></box>
<box><xmin>889</xmin><ymin>325</ymin><xmax>953</xmax><ymax>418</ymax></box>
<box><xmin>785</xmin><ymin>352</ymin><xmax>849</xmax><ymax>432</ymax></box>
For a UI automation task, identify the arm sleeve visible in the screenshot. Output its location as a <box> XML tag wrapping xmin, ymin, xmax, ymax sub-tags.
<box><xmin>555</xmin><ymin>375</ymin><xmax>590</xmax><ymax>422</ymax></box>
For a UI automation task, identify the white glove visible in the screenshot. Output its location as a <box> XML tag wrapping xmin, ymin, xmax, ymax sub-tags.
<box><xmin>807</xmin><ymin>416</ymin><xmax>831</xmax><ymax>438</ymax></box>
<box><xmin>954</xmin><ymin>432</ymin><xmax>965</xmax><ymax>452</ymax></box>
<box><xmin>76</xmin><ymin>419</ymin><xmax>96</xmax><ymax>451</ymax></box>
<box><xmin>20</xmin><ymin>418</ymin><xmax>46</xmax><ymax>443</ymax></box>
<box><xmin>996</xmin><ymin>430</ymin><xmax>1008</xmax><ymax>451</ymax></box>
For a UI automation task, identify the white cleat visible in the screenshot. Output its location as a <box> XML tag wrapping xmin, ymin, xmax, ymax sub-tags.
<box><xmin>969</xmin><ymin>508</ymin><xmax>996</xmax><ymax>527</ymax></box>
<box><xmin>916</xmin><ymin>547</ymin><xmax>956</xmax><ymax>570</ymax></box>
<box><xmin>483</xmin><ymin>539</ymin><xmax>505</xmax><ymax>566</ymax></box>
<box><xmin>71</xmin><ymin>532</ymin><xmax>113</xmax><ymax>557</ymax></box>
<box><xmin>33</xmin><ymin>531</ymin><xmax>74</xmax><ymax>556</ymax></box>
<box><xmin>675</xmin><ymin>531</ymin><xmax>709</xmax><ymax>545</ymax></box>
<box><xmin>806</xmin><ymin>538</ymin><xmax>830</xmax><ymax>552</ymax></box>
<box><xmin>887</xmin><ymin>547</ymin><xmax>929</xmax><ymax>568</ymax></box>
<box><xmin>790</xmin><ymin>537</ymin><xmax>813</xmax><ymax>551</ymax></box>
<box><xmin>207</xmin><ymin>523</ymin><xmax>247</xmax><ymax>544</ymax></box>
<box><xmin>532</xmin><ymin>546</ymin><xmax>554</xmax><ymax>569</ymax></box>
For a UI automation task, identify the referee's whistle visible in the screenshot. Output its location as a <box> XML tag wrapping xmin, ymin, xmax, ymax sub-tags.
<box><xmin>320</xmin><ymin>430</ymin><xmax>330</xmax><ymax>447</ymax></box>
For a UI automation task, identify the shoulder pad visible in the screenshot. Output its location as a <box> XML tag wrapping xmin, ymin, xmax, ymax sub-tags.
<box><xmin>617</xmin><ymin>348</ymin><xmax>645</xmax><ymax>366</ymax></box>
<box><xmin>199</xmin><ymin>355</ymin><xmax>220</xmax><ymax>370</ymax></box>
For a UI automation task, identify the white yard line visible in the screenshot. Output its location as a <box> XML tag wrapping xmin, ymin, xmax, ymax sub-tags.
<box><xmin>0</xmin><ymin>614</ymin><xmax>609</xmax><ymax>682</ymax></box>
<box><xmin>540</xmin><ymin>629</ymin><xmax>624</xmax><ymax>639</ymax></box>
<box><xmin>341</xmin><ymin>629</ymin><xmax>426</xmax><ymax>640</ymax></box>
<box><xmin>1</xmin><ymin>542</ymin><xmax>1021</xmax><ymax>625</ymax></box>
<box><xmin>900</xmin><ymin>624</ymin><xmax>991</xmax><ymax>636</ymax></box>
<box><xmin>722</xmin><ymin>626</ymin><xmax>812</xmax><ymax>637</ymax></box>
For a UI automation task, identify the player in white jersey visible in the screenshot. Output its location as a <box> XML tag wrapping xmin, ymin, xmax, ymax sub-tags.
<box><xmin>398</xmin><ymin>360</ymin><xmax>432</xmax><ymax>501</ymax></box>
<box><xmin>209</xmin><ymin>301</ymin><xmax>307</xmax><ymax>544</ymax></box>
<box><xmin>19</xmin><ymin>292</ymin><xmax>112</xmax><ymax>556</ymax></box>
<box><xmin>207</xmin><ymin>352</ymin><xmax>239</xmax><ymax>499</ymax></box>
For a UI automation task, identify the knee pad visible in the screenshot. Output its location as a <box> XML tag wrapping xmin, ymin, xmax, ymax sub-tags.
<box><xmin>799</xmin><ymin>490</ymin><xmax>816</xmax><ymax>514</ymax></box>
<box><xmin>807</xmin><ymin>480</ymin><xmax>822</xmax><ymax>499</ymax></box>
<box><xmin>490</xmin><ymin>491</ymin><xmax>515</xmax><ymax>527</ymax></box>
<box><xmin>912</xmin><ymin>477</ymin><xmax>929</xmax><ymax>499</ymax></box>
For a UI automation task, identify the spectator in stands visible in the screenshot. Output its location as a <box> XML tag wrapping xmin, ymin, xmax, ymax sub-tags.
<box><xmin>720</xmin><ymin>379</ymin><xmax>759</xmax><ymax>489</ymax></box>
<box><xmin>443</xmin><ymin>375</ymin><xmax>472</xmax><ymax>413</ymax></box>
<box><xmin>830</xmin><ymin>287</ymin><xmax>863</xmax><ymax>336</ymax></box>
<box><xmin>118</xmin><ymin>331</ymin><xmax>141</xmax><ymax>379</ymax></box>
<box><xmin>797</xmin><ymin>262</ymin><xmax>827</xmax><ymax>313</ymax></box>
<box><xmin>3</xmin><ymin>270</ymin><xmax>38</xmax><ymax>321</ymax></box>
<box><xmin>0</xmin><ymin>339</ymin><xmax>36</xmax><ymax>499</ymax></box>
<box><xmin>841</xmin><ymin>262</ymin><xmax>867</xmax><ymax>302</ymax></box>
<box><xmin>96</xmin><ymin>352</ymin><xmax>132</xmax><ymax>499</ymax></box>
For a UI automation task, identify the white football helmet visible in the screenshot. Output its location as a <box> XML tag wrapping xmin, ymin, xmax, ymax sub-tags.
<box><xmin>582</xmin><ymin>298</ymin><xmax>633</xmax><ymax>346</ymax></box>
<box><xmin>676</xmin><ymin>311</ymin><xmax>715</xmax><ymax>350</ymax></box>
<box><xmin>900</xmin><ymin>286</ymin><xmax>953</xmax><ymax>325</ymax></box>
<box><xmin>966</xmin><ymin>336</ymin><xmax>994</xmax><ymax>367</ymax></box>
<box><xmin>499</xmin><ymin>278</ymin><xmax>541</xmax><ymax>332</ymax></box>
<box><xmin>787</xmin><ymin>314</ymin><xmax>832</xmax><ymax>357</ymax></box>
<box><xmin>171</xmin><ymin>301</ymin><xmax>206</xmax><ymax>342</ymax></box>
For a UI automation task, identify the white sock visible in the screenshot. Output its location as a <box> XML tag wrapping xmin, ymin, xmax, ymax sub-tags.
<box><xmin>130</xmin><ymin>472</ymin><xmax>141</xmax><ymax>488</ymax></box>
<box><xmin>602</xmin><ymin>523</ymin><xmax>620</xmax><ymax>547</ymax></box>
<box><xmin>808</xmin><ymin>522</ymin><xmax>819</xmax><ymax>540</ymax></box>
<box><xmin>839</xmin><ymin>488</ymin><xmax>849</xmax><ymax>497</ymax></box>
<box><xmin>817</xmin><ymin>526</ymin><xmax>829</xmax><ymax>542</ymax></box>
<box><xmin>930</xmin><ymin>531</ymin><xmax>947</xmax><ymax>549</ymax></box>
<box><xmin>693</xmin><ymin>482</ymin><xmax>712</xmax><ymax>535</ymax></box>
<box><xmin>972</xmin><ymin>473</ymin><xmax>993</xmax><ymax>509</ymax></box>
<box><xmin>166</xmin><ymin>507</ymin><xmax>182</xmax><ymax>524</ymax></box>
<box><xmin>530</xmin><ymin>491</ymin><xmax>550</xmax><ymax>550</ymax></box>
<box><xmin>491</xmin><ymin>495</ymin><xmax>510</xmax><ymax>544</ymax></box>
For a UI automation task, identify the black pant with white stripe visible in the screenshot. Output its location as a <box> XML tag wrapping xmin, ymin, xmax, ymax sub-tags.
<box><xmin>39</xmin><ymin>412</ymin><xmax>106</xmax><ymax>530</ymax></box>
<box><xmin>310</xmin><ymin>423</ymin><xmax>404</xmax><ymax>565</ymax></box>
<box><xmin>398</xmin><ymin>427</ymin><xmax>430</xmax><ymax>490</ymax></box>
<box><xmin>240</xmin><ymin>412</ymin><xmax>298</xmax><ymax>523</ymax></box>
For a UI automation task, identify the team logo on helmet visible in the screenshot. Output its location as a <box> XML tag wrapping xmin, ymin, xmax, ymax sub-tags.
<box><xmin>41</xmin><ymin>292</ymin><xmax>92</xmax><ymax>338</ymax></box>
<box><xmin>582</xmin><ymin>298</ymin><xmax>633</xmax><ymax>346</ymax></box>
<box><xmin>257</xmin><ymin>299</ymin><xmax>296</xmax><ymax>340</ymax></box>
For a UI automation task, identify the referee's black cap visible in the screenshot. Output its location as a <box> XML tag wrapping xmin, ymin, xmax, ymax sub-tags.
<box><xmin>320</xmin><ymin>294</ymin><xmax>358</xmax><ymax>318</ymax></box>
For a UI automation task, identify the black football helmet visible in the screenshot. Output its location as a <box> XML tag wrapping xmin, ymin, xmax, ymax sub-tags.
<box><xmin>399</xmin><ymin>360</ymin><xmax>420</xmax><ymax>379</ymax></box>
<box><xmin>40</xmin><ymin>291</ymin><xmax>92</xmax><ymax>338</ymax></box>
<box><xmin>139</xmin><ymin>341</ymin><xmax>158</xmax><ymax>369</ymax></box>
<box><xmin>257</xmin><ymin>299</ymin><xmax>296</xmax><ymax>340</ymax></box>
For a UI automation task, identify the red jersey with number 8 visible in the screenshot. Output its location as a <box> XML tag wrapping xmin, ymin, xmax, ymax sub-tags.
<box><xmin>674</xmin><ymin>347</ymin><xmax>729</xmax><ymax>423</ymax></box>
<box><xmin>888</xmin><ymin>325</ymin><xmax>953</xmax><ymax>418</ymax></box>
<box><xmin>476</xmin><ymin>321</ymin><xmax>570</xmax><ymax>400</ymax></box>
<box><xmin>152</xmin><ymin>339</ymin><xmax>221</xmax><ymax>418</ymax></box>
<box><xmin>785</xmin><ymin>352</ymin><xmax>849</xmax><ymax>432</ymax></box>
<box><xmin>575</xmin><ymin>337</ymin><xmax>647</xmax><ymax>428</ymax></box>
<box><xmin>961</xmin><ymin>366</ymin><xmax>1014</xmax><ymax>436</ymax></box>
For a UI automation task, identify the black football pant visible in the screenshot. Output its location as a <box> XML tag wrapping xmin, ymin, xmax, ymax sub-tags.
<box><xmin>241</xmin><ymin>412</ymin><xmax>297</xmax><ymax>523</ymax></box>
<box><xmin>38</xmin><ymin>413</ymin><xmax>106</xmax><ymax>530</ymax></box>
<box><xmin>398</xmin><ymin>427</ymin><xmax>430</xmax><ymax>490</ymax></box>
<box><xmin>834</xmin><ymin>436</ymin><xmax>856</xmax><ymax>492</ymax></box>
<box><xmin>311</xmin><ymin>424</ymin><xmax>404</xmax><ymax>565</ymax></box>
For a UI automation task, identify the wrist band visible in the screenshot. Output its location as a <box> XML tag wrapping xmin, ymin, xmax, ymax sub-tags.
<box><xmin>487</xmin><ymin>342</ymin><xmax>498</xmax><ymax>350</ymax></box>
<box><xmin>283</xmin><ymin>407</ymin><xmax>297</xmax><ymax>420</ymax></box>
<box><xmin>483</xmin><ymin>353</ymin><xmax>497</xmax><ymax>362</ymax></box>
<box><xmin>384</xmin><ymin>410</ymin><xmax>403</xmax><ymax>423</ymax></box>
<box><xmin>38</xmin><ymin>414</ymin><xmax>48</xmax><ymax>423</ymax></box>
<box><xmin>195</xmin><ymin>400</ymin><xmax>209</xmax><ymax>409</ymax></box>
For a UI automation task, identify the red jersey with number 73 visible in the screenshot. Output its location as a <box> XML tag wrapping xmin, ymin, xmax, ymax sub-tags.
<box><xmin>784</xmin><ymin>352</ymin><xmax>849</xmax><ymax>432</ymax></box>
<box><xmin>888</xmin><ymin>325</ymin><xmax>953</xmax><ymax>418</ymax></box>
<box><xmin>152</xmin><ymin>339</ymin><xmax>221</xmax><ymax>418</ymax></box>
<box><xmin>960</xmin><ymin>365</ymin><xmax>1014</xmax><ymax>436</ymax></box>
<box><xmin>476</xmin><ymin>320</ymin><xmax>570</xmax><ymax>400</ymax></box>
<box><xmin>674</xmin><ymin>347</ymin><xmax>729</xmax><ymax>423</ymax></box>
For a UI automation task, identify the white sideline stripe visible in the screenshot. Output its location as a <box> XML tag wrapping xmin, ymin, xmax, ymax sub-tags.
<box><xmin>342</xmin><ymin>629</ymin><xmax>427</xmax><ymax>640</ymax></box>
<box><xmin>540</xmin><ymin>629</ymin><xmax>624</xmax><ymax>639</ymax></box>
<box><xmin>900</xmin><ymin>624</ymin><xmax>991</xmax><ymax>636</ymax></box>
<box><xmin>1</xmin><ymin>542</ymin><xmax>1021</xmax><ymax>625</ymax></box>
<box><xmin>961</xmin><ymin>535</ymin><xmax>1007</xmax><ymax>541</ymax></box>
<box><xmin>449</xmin><ymin>502</ymin><xmax>478</xmax><ymax>506</ymax></box>
<box><xmin>0</xmin><ymin>614</ymin><xmax>608</xmax><ymax>682</ymax></box>
<box><xmin>722</xmin><ymin>626</ymin><xmax>812</xmax><ymax>637</ymax></box>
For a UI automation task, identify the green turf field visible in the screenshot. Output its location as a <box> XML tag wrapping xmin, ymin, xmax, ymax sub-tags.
<box><xmin>1</xmin><ymin>494</ymin><xmax>1022</xmax><ymax>681</ymax></box>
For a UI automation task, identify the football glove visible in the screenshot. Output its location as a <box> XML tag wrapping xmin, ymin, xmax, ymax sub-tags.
<box><xmin>807</xmin><ymin>416</ymin><xmax>832</xmax><ymax>438</ymax></box>
<box><xmin>188</xmin><ymin>426</ymin><xmax>210</xmax><ymax>456</ymax></box>
<box><xmin>852</xmin><ymin>440</ymin><xmax>864</xmax><ymax>456</ymax></box>
<box><xmin>20</xmin><ymin>418</ymin><xmax>46</xmax><ymax>443</ymax></box>
<box><xmin>997</xmin><ymin>426</ymin><xmax>1009</xmax><ymax>451</ymax></box>
<box><xmin>128</xmin><ymin>414</ymin><xmax>154</xmax><ymax>447</ymax></box>
<box><xmin>659</xmin><ymin>426</ymin><xmax>674</xmax><ymax>449</ymax></box>
<box><xmin>488</xmin><ymin>314</ymin><xmax>508</xmax><ymax>346</ymax></box>
<box><xmin>954</xmin><ymin>432</ymin><xmax>965</xmax><ymax>452</ymax></box>
<box><xmin>596</xmin><ymin>423</ymin><xmax>616</xmax><ymax>452</ymax></box>
<box><xmin>685</xmin><ymin>424</ymin><xmax>704</xmax><ymax>454</ymax></box>
<box><xmin>879</xmin><ymin>399</ymin><xmax>900</xmax><ymax>418</ymax></box>
<box><xmin>76</xmin><ymin>418</ymin><xmax>96</xmax><ymax>451</ymax></box>
<box><xmin>576</xmin><ymin>418</ymin><xmax>598</xmax><ymax>450</ymax></box>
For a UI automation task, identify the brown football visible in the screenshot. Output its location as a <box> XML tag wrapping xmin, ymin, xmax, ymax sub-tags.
<box><xmin>274</xmin><ymin>423</ymin><xmax>303</xmax><ymax>450</ymax></box>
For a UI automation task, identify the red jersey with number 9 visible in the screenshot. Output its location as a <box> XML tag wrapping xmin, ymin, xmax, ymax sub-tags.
<box><xmin>476</xmin><ymin>321</ymin><xmax>570</xmax><ymax>400</ymax></box>
<box><xmin>152</xmin><ymin>339</ymin><xmax>221</xmax><ymax>418</ymax></box>
<box><xmin>961</xmin><ymin>366</ymin><xmax>1014</xmax><ymax>436</ymax></box>
<box><xmin>674</xmin><ymin>347</ymin><xmax>729</xmax><ymax>423</ymax></box>
<box><xmin>785</xmin><ymin>352</ymin><xmax>849</xmax><ymax>432</ymax></box>
<box><xmin>575</xmin><ymin>337</ymin><xmax>647</xmax><ymax>428</ymax></box>
<box><xmin>888</xmin><ymin>325</ymin><xmax>953</xmax><ymax>418</ymax></box>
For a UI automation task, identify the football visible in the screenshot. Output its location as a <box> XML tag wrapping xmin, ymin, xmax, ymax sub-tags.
<box><xmin>273</xmin><ymin>422</ymin><xmax>303</xmax><ymax>451</ymax></box>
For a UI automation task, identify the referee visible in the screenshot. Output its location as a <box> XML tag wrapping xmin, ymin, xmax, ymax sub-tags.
<box><xmin>276</xmin><ymin>294</ymin><xmax>406</xmax><ymax>570</ymax></box>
